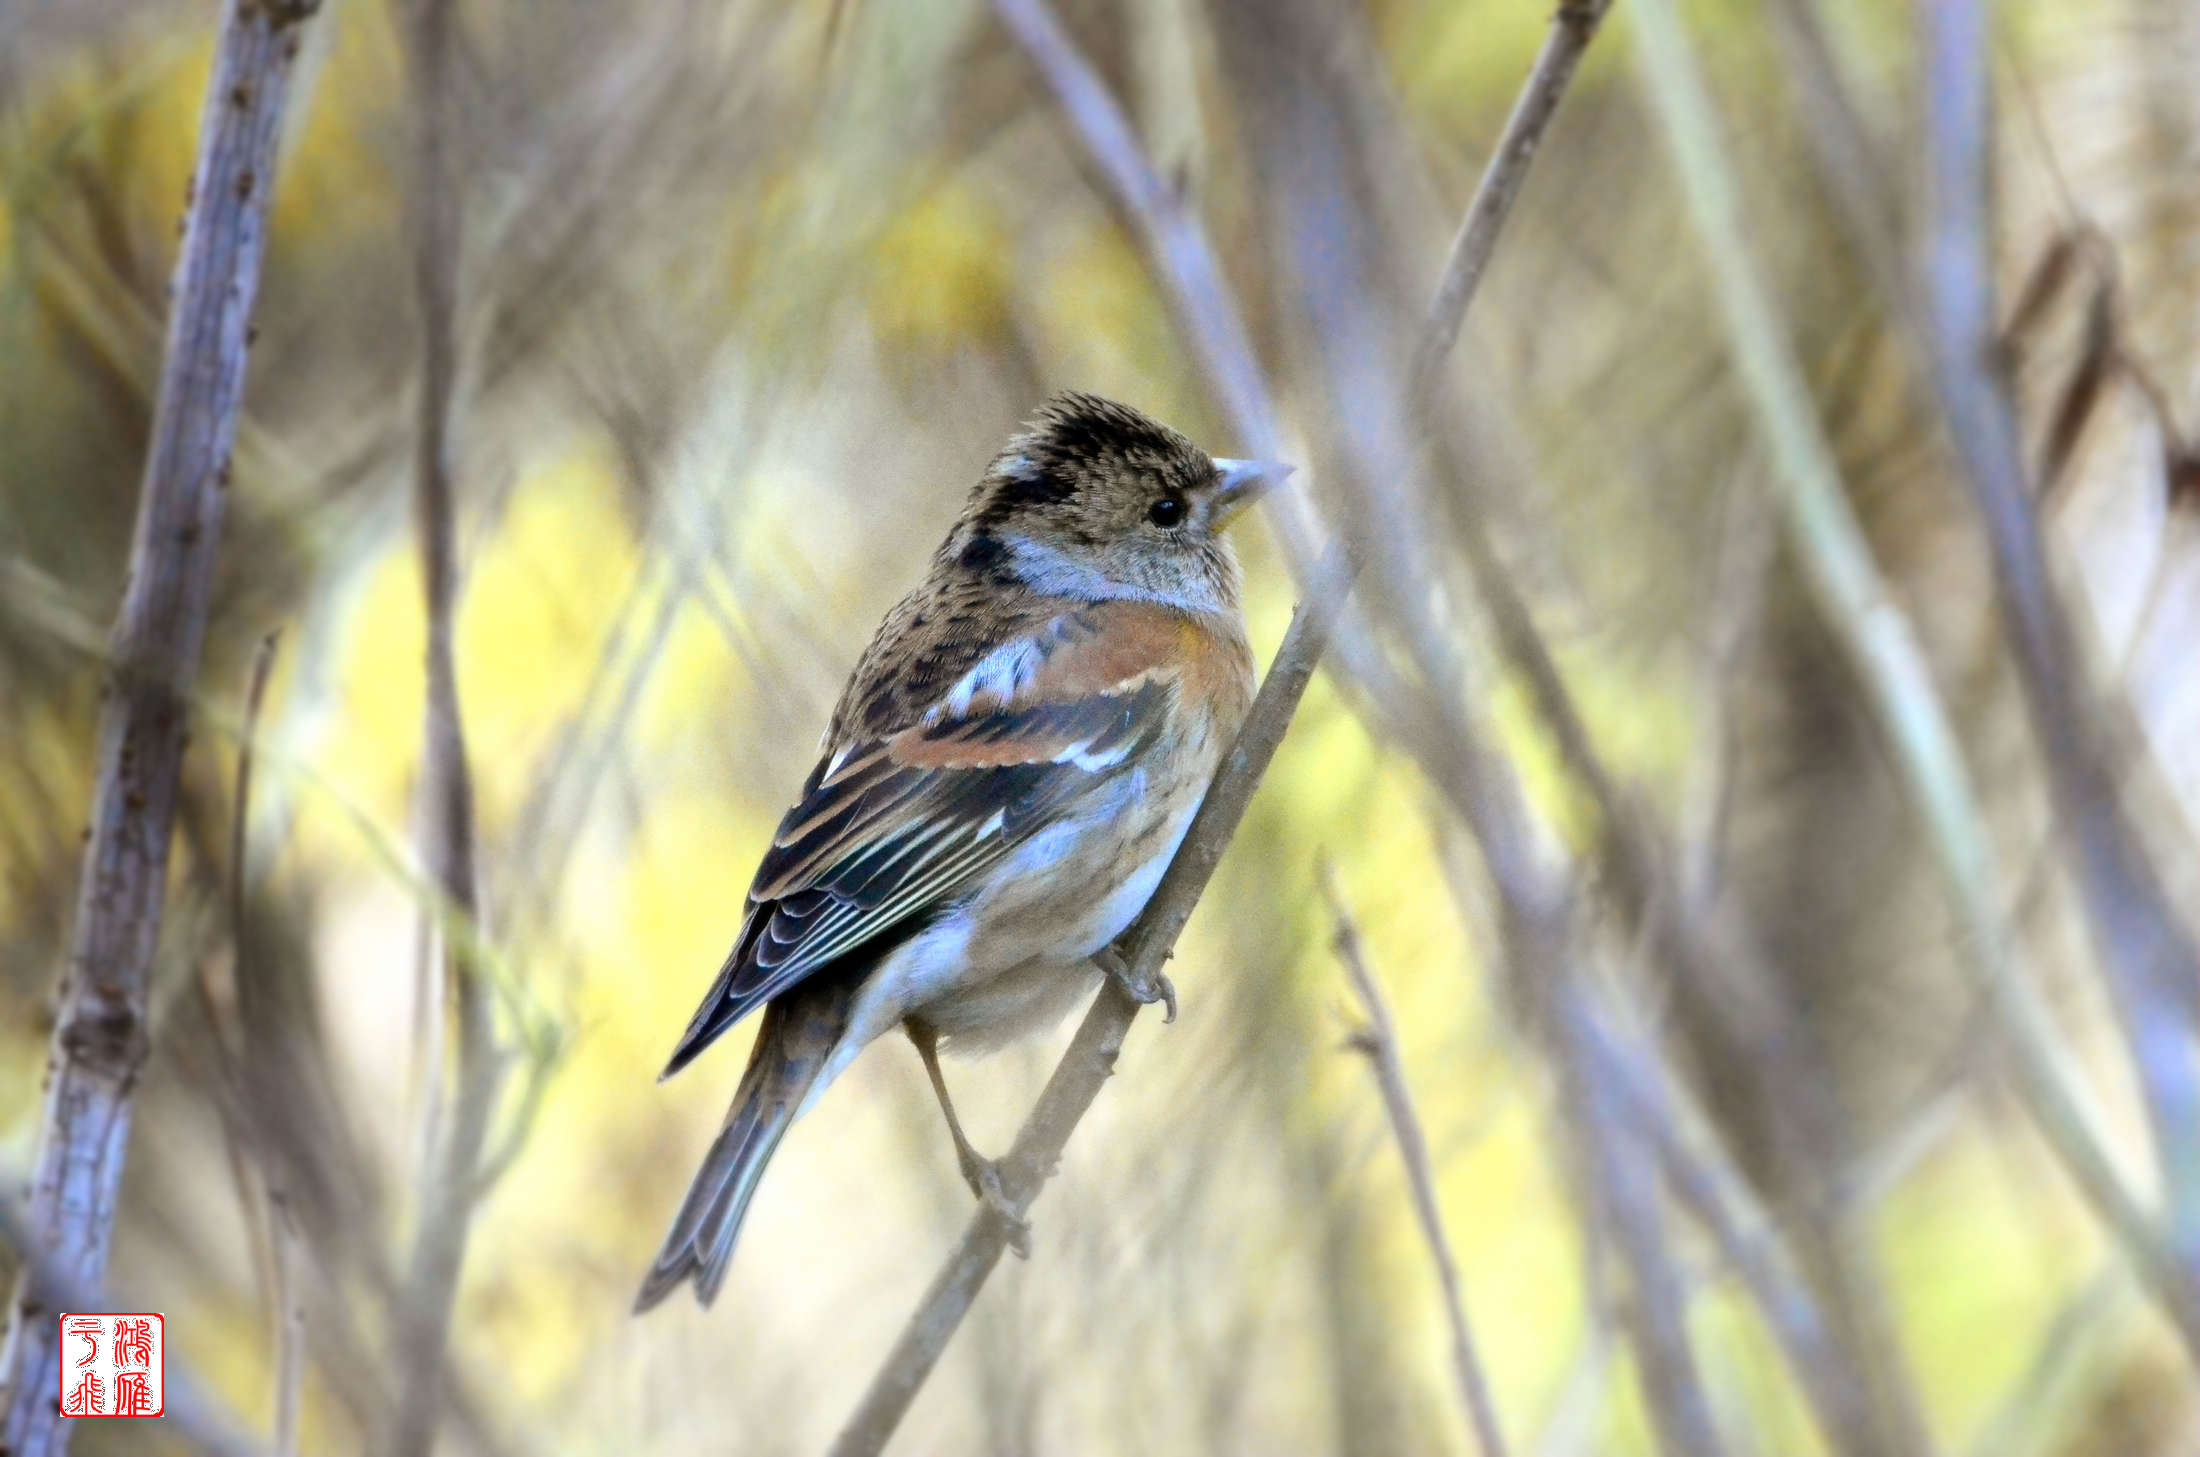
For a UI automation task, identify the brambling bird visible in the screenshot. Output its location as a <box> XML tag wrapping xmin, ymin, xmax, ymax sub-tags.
<box><xmin>635</xmin><ymin>393</ymin><xmax>1288</xmax><ymax>1310</ymax></box>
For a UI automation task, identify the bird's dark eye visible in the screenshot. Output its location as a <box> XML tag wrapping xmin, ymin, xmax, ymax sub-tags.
<box><xmin>1148</xmin><ymin>495</ymin><xmax>1186</xmax><ymax>528</ymax></box>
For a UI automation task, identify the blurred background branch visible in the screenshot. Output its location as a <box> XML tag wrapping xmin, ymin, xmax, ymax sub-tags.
<box><xmin>388</xmin><ymin>0</ymin><xmax>508</xmax><ymax>1449</ymax></box>
<box><xmin>1325</xmin><ymin>863</ymin><xmax>1508</xmax><ymax>1457</ymax></box>
<box><xmin>217</xmin><ymin>630</ymin><xmax>305</xmax><ymax>1457</ymax></box>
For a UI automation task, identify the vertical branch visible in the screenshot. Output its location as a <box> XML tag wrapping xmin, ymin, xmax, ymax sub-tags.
<box><xmin>228</xmin><ymin>633</ymin><xmax>306</xmax><ymax>1457</ymax></box>
<box><xmin>1917</xmin><ymin>0</ymin><xmax>2200</xmax><ymax>1249</ymax></box>
<box><xmin>0</xmin><ymin>2</ymin><xmax>319</xmax><ymax>1450</ymax></box>
<box><xmin>407</xmin><ymin>0</ymin><xmax>473</xmax><ymax>936</ymax></box>
<box><xmin>1323</xmin><ymin>866</ymin><xmax>1510</xmax><ymax>1457</ymax></box>
<box><xmin>827</xmin><ymin>6</ymin><xmax>1612</xmax><ymax>1453</ymax></box>
<box><xmin>227</xmin><ymin>635</ymin><xmax>285</xmax><ymax>1058</ymax></box>
<box><xmin>387</xmin><ymin>0</ymin><xmax>503</xmax><ymax>1452</ymax></box>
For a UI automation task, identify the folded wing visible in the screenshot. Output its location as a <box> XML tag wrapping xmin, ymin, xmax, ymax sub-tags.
<box><xmin>660</xmin><ymin>604</ymin><xmax>1191</xmax><ymax>1076</ymax></box>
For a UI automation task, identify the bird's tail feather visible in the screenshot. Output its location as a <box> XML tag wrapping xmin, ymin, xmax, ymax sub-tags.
<box><xmin>634</xmin><ymin>983</ymin><xmax>853</xmax><ymax>1311</ymax></box>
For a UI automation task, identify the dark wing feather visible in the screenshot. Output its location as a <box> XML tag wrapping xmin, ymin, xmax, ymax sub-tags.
<box><xmin>660</xmin><ymin>668</ymin><xmax>1170</xmax><ymax>1077</ymax></box>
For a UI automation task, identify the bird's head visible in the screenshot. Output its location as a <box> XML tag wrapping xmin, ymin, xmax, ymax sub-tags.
<box><xmin>949</xmin><ymin>392</ymin><xmax>1291</xmax><ymax>614</ymax></box>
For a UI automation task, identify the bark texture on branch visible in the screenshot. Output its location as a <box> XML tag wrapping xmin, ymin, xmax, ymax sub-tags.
<box><xmin>0</xmin><ymin>2</ymin><xmax>317</xmax><ymax>1450</ymax></box>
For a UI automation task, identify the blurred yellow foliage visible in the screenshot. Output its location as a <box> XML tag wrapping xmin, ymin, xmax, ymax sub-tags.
<box><xmin>866</xmin><ymin>179</ymin><xmax>1016</xmax><ymax>349</ymax></box>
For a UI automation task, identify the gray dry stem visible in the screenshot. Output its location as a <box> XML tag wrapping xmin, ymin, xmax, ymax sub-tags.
<box><xmin>0</xmin><ymin>1</ymin><xmax>317</xmax><ymax>1450</ymax></box>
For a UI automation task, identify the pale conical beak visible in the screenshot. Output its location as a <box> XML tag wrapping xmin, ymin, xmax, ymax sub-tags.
<box><xmin>1210</xmin><ymin>457</ymin><xmax>1295</xmax><ymax>529</ymax></box>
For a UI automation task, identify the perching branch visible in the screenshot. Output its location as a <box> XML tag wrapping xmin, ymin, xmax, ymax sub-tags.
<box><xmin>1409</xmin><ymin>0</ymin><xmax>1613</xmax><ymax>409</ymax></box>
<box><xmin>826</xmin><ymin>5</ymin><xmax>1611</xmax><ymax>1453</ymax></box>
<box><xmin>827</xmin><ymin>593</ymin><xmax>1328</xmax><ymax>1457</ymax></box>
<box><xmin>0</xmin><ymin>1</ymin><xmax>319</xmax><ymax>1449</ymax></box>
<box><xmin>1322</xmin><ymin>866</ymin><xmax>1510</xmax><ymax>1457</ymax></box>
<box><xmin>387</xmin><ymin>0</ymin><xmax>505</xmax><ymax>1451</ymax></box>
<box><xmin>1627</xmin><ymin>0</ymin><xmax>2200</xmax><ymax>1360</ymax></box>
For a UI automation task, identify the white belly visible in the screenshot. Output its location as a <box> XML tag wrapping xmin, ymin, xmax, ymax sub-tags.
<box><xmin>829</xmin><ymin>768</ymin><xmax>1195</xmax><ymax>1065</ymax></box>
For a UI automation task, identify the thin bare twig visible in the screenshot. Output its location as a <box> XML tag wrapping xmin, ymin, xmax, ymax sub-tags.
<box><xmin>1409</xmin><ymin>0</ymin><xmax>1612</xmax><ymax>408</ymax></box>
<box><xmin>1779</xmin><ymin>3</ymin><xmax>2200</xmax><ymax>1269</ymax></box>
<box><xmin>0</xmin><ymin>2</ymin><xmax>319</xmax><ymax>1448</ymax></box>
<box><xmin>1426</xmin><ymin>399</ymin><xmax>1894</xmax><ymax>1455</ymax></box>
<box><xmin>1338</xmin><ymin>396</ymin><xmax>1736</xmax><ymax>1455</ymax></box>
<box><xmin>388</xmin><ymin>0</ymin><xmax>505</xmax><ymax>1450</ymax></box>
<box><xmin>826</xmin><ymin>5</ymin><xmax>1611</xmax><ymax>1452</ymax></box>
<box><xmin>1322</xmin><ymin>864</ymin><xmax>1509</xmax><ymax>1457</ymax></box>
<box><xmin>228</xmin><ymin>634</ymin><xmax>282</xmax><ymax>1022</ymax></box>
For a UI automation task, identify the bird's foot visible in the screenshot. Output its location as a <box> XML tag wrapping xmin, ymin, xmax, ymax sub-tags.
<box><xmin>959</xmin><ymin>1146</ymin><xmax>1032</xmax><ymax>1258</ymax></box>
<box><xmin>1093</xmin><ymin>946</ymin><xmax>1177</xmax><ymax>1023</ymax></box>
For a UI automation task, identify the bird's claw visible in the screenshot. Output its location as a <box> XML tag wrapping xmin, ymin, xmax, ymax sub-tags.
<box><xmin>959</xmin><ymin>1148</ymin><xmax>1032</xmax><ymax>1258</ymax></box>
<box><xmin>1093</xmin><ymin>947</ymin><xmax>1177</xmax><ymax>1023</ymax></box>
